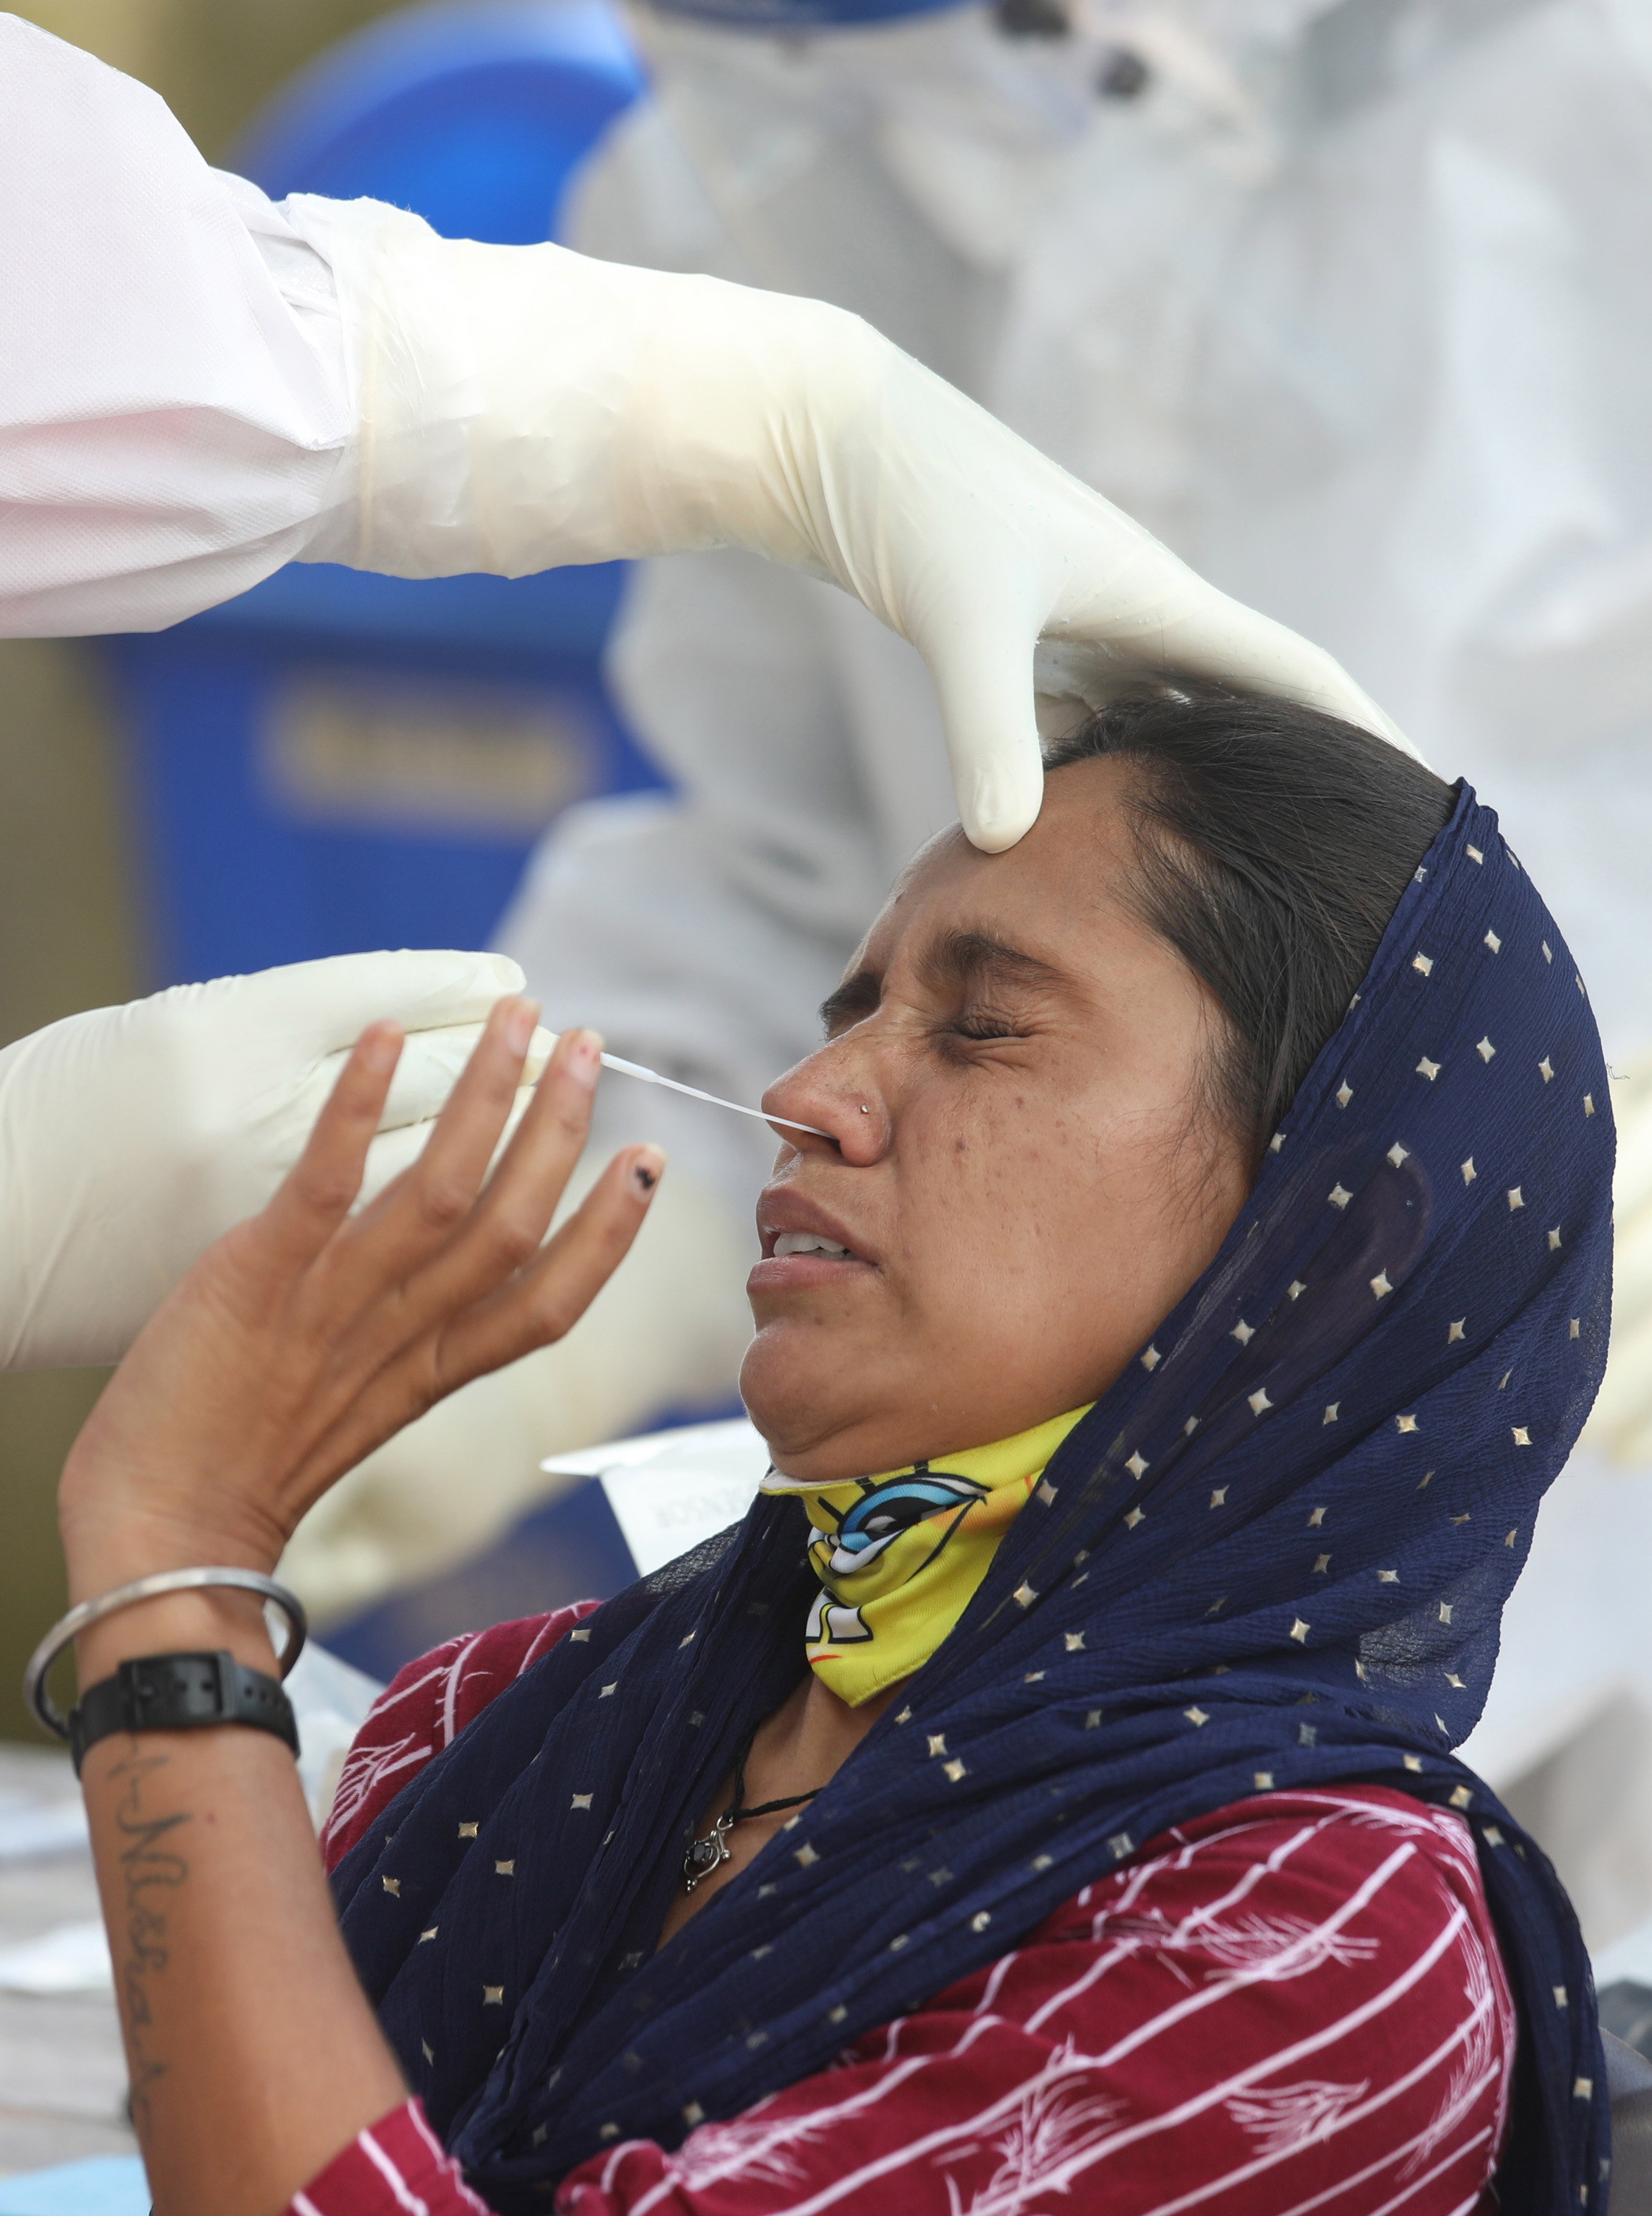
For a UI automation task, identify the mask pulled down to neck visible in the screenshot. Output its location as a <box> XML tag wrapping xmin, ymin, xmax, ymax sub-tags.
<box><xmin>760</xmin><ymin>1405</ymin><xmax>1093</xmax><ymax>1706</ymax></box>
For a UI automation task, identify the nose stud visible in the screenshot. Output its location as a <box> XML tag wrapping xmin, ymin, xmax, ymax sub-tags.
<box><xmin>859</xmin><ymin>1104</ymin><xmax>871</xmax><ymax>1114</ymax></box>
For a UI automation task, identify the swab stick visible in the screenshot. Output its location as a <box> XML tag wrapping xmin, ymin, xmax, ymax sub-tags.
<box><xmin>542</xmin><ymin>1034</ymin><xmax>829</xmax><ymax>1138</ymax></box>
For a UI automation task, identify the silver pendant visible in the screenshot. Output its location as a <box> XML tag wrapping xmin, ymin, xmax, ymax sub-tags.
<box><xmin>682</xmin><ymin>1813</ymin><xmax>734</xmax><ymax>1892</ymax></box>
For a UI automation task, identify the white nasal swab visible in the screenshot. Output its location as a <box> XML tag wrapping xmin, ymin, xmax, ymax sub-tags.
<box><xmin>599</xmin><ymin>1051</ymin><xmax>830</xmax><ymax>1138</ymax></box>
<box><xmin>542</xmin><ymin>1034</ymin><xmax>829</xmax><ymax>1138</ymax></box>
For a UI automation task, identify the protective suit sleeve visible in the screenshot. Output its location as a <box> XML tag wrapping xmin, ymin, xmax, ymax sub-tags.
<box><xmin>0</xmin><ymin>13</ymin><xmax>352</xmax><ymax>637</ymax></box>
<box><xmin>0</xmin><ymin>948</ymin><xmax>534</xmax><ymax>1369</ymax></box>
<box><xmin>296</xmin><ymin>195</ymin><xmax>1415</xmax><ymax>849</ymax></box>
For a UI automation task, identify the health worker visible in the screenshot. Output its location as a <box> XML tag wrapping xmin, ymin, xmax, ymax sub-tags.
<box><xmin>0</xmin><ymin>9</ymin><xmax>1388</xmax><ymax>1383</ymax></box>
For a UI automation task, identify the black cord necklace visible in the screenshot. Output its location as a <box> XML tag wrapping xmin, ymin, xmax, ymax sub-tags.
<box><xmin>682</xmin><ymin>1728</ymin><xmax>826</xmax><ymax>1892</ymax></box>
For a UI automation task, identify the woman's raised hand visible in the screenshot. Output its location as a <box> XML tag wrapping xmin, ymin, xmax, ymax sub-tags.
<box><xmin>58</xmin><ymin>1000</ymin><xmax>662</xmax><ymax>1603</ymax></box>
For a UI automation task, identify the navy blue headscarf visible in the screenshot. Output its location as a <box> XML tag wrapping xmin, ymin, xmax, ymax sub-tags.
<box><xmin>335</xmin><ymin>784</ymin><xmax>1614</xmax><ymax>2212</ymax></box>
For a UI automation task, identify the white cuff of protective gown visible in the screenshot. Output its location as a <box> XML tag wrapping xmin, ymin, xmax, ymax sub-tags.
<box><xmin>292</xmin><ymin>195</ymin><xmax>1416</xmax><ymax>850</ymax></box>
<box><xmin>0</xmin><ymin>949</ymin><xmax>530</xmax><ymax>1370</ymax></box>
<box><xmin>277</xmin><ymin>1153</ymin><xmax>755</xmax><ymax>1624</ymax></box>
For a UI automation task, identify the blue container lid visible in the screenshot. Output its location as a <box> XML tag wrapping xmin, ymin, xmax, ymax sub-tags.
<box><xmin>234</xmin><ymin>0</ymin><xmax>645</xmax><ymax>244</ymax></box>
<box><xmin>646</xmin><ymin>0</ymin><xmax>967</xmax><ymax>29</ymax></box>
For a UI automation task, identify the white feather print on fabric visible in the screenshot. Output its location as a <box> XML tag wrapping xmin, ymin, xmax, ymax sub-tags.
<box><xmin>1226</xmin><ymin>2076</ymin><xmax>1371</xmax><ymax>2158</ymax></box>
<box><xmin>940</xmin><ymin>2048</ymin><xmax>1128</xmax><ymax>2216</ymax></box>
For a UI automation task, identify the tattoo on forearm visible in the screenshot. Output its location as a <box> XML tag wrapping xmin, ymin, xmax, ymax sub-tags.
<box><xmin>106</xmin><ymin>1744</ymin><xmax>192</xmax><ymax>2127</ymax></box>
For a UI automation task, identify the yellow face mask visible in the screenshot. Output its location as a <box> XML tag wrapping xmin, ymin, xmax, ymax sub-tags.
<box><xmin>759</xmin><ymin>1406</ymin><xmax>1092</xmax><ymax>1707</ymax></box>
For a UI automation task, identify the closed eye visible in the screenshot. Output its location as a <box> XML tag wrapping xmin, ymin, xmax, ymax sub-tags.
<box><xmin>931</xmin><ymin>1006</ymin><xmax>1027</xmax><ymax>1059</ymax></box>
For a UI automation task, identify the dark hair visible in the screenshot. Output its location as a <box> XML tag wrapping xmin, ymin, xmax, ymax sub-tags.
<box><xmin>1044</xmin><ymin>685</ymin><xmax>1456</xmax><ymax>1154</ymax></box>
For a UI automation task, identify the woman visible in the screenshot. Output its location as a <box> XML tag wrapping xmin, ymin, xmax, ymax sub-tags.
<box><xmin>54</xmin><ymin>690</ymin><xmax>1611</xmax><ymax>2215</ymax></box>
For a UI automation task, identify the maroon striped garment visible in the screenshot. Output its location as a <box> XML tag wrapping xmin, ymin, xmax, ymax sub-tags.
<box><xmin>296</xmin><ymin>1607</ymin><xmax>1513</xmax><ymax>2216</ymax></box>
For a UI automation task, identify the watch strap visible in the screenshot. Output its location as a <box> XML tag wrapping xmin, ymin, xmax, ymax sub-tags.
<box><xmin>69</xmin><ymin>1651</ymin><xmax>298</xmax><ymax>1776</ymax></box>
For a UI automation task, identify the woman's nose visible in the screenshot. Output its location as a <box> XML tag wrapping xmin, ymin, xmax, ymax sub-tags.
<box><xmin>761</xmin><ymin>1049</ymin><xmax>887</xmax><ymax>1163</ymax></box>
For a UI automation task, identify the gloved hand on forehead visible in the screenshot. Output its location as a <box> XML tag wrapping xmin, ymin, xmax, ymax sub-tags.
<box><xmin>0</xmin><ymin>948</ymin><xmax>544</xmax><ymax>1369</ymax></box>
<box><xmin>298</xmin><ymin>202</ymin><xmax>1413</xmax><ymax>852</ymax></box>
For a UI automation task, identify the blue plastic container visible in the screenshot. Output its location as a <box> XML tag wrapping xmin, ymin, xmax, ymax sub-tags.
<box><xmin>105</xmin><ymin>0</ymin><xmax>657</xmax><ymax>985</ymax></box>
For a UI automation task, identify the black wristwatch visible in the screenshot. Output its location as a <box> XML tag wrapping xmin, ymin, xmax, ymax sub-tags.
<box><xmin>69</xmin><ymin>1651</ymin><xmax>299</xmax><ymax>1776</ymax></box>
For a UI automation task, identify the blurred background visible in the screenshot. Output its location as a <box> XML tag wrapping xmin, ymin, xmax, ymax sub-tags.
<box><xmin>4</xmin><ymin>0</ymin><xmax>1652</xmax><ymax>2186</ymax></box>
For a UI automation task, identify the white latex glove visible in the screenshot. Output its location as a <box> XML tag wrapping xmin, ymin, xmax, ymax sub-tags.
<box><xmin>296</xmin><ymin>200</ymin><xmax>1413</xmax><ymax>851</ymax></box>
<box><xmin>0</xmin><ymin>948</ymin><xmax>538</xmax><ymax>1369</ymax></box>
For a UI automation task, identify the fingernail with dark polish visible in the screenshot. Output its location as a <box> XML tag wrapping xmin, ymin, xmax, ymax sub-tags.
<box><xmin>633</xmin><ymin>1146</ymin><xmax>665</xmax><ymax>1194</ymax></box>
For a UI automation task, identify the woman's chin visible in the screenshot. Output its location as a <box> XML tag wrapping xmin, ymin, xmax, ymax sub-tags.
<box><xmin>741</xmin><ymin>1341</ymin><xmax>835</xmax><ymax>1464</ymax></box>
<box><xmin>741</xmin><ymin>1336</ymin><xmax>902</xmax><ymax>1484</ymax></box>
<box><xmin>744</xmin><ymin>1371</ymin><xmax>1007</xmax><ymax>1489</ymax></box>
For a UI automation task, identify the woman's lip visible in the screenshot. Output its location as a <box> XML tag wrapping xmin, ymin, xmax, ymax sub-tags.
<box><xmin>748</xmin><ymin>1251</ymin><xmax>877</xmax><ymax>1294</ymax></box>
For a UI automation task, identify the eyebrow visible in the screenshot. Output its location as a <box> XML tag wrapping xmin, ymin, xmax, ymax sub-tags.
<box><xmin>924</xmin><ymin>931</ymin><xmax>1070</xmax><ymax>999</ymax></box>
<box><xmin>819</xmin><ymin>930</ymin><xmax>1072</xmax><ymax>1033</ymax></box>
<box><xmin>819</xmin><ymin>969</ymin><xmax>882</xmax><ymax>1034</ymax></box>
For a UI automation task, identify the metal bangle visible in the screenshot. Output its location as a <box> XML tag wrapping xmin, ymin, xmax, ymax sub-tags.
<box><xmin>24</xmin><ymin>1568</ymin><xmax>307</xmax><ymax>1743</ymax></box>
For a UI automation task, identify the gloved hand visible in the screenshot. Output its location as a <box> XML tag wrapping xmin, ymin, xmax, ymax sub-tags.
<box><xmin>296</xmin><ymin>199</ymin><xmax>1414</xmax><ymax>852</ymax></box>
<box><xmin>0</xmin><ymin>948</ymin><xmax>537</xmax><ymax>1369</ymax></box>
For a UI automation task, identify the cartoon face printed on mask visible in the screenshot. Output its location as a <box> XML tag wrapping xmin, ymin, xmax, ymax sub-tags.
<box><xmin>812</xmin><ymin>1469</ymin><xmax>991</xmax><ymax>1576</ymax></box>
<box><xmin>764</xmin><ymin>1409</ymin><xmax>1091</xmax><ymax>1701</ymax></box>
